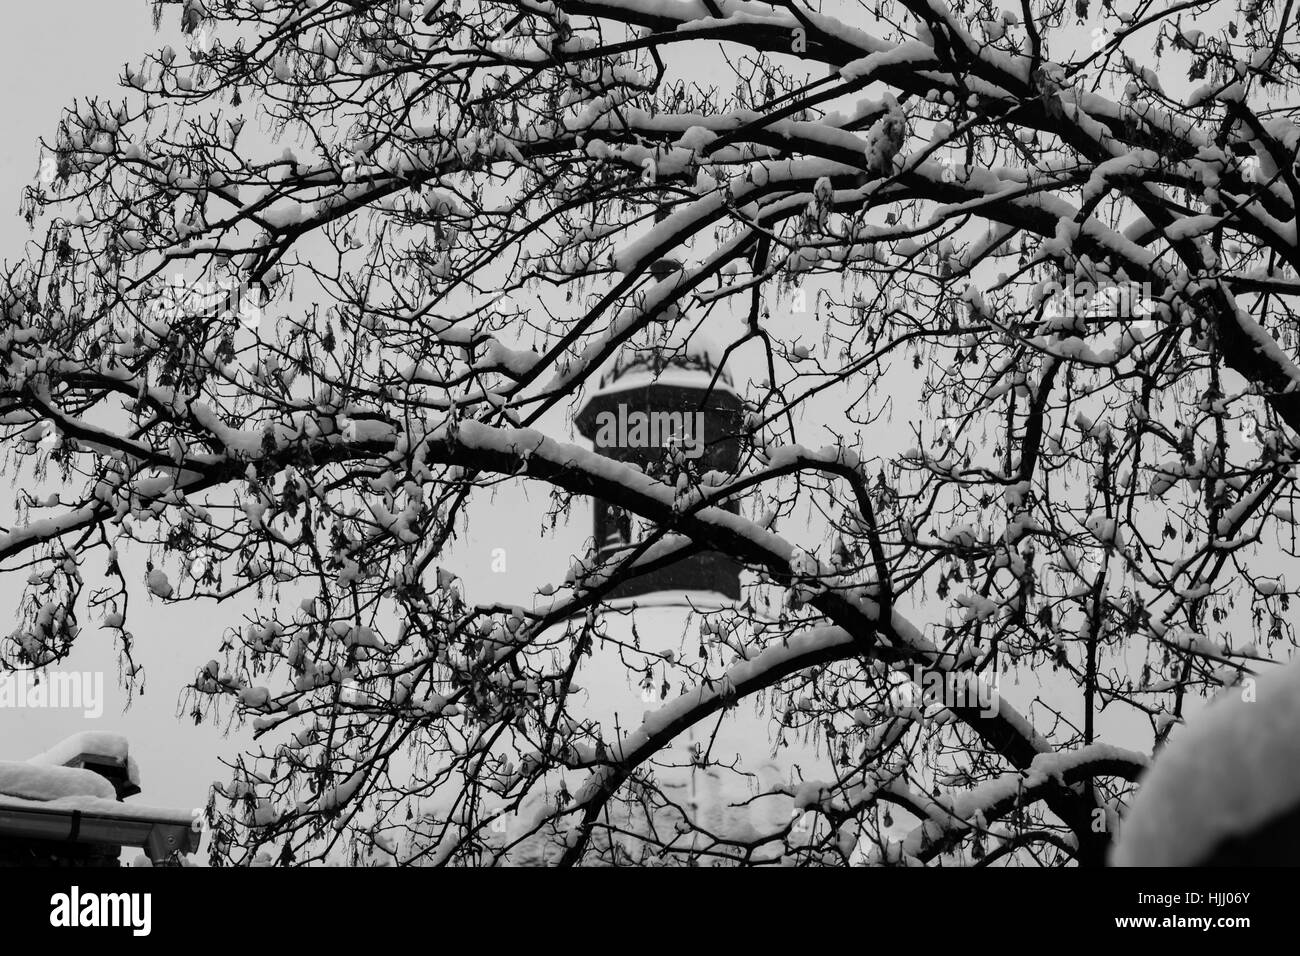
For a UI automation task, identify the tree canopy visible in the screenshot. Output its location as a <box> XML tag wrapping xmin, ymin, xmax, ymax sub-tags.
<box><xmin>3</xmin><ymin>0</ymin><xmax>1300</xmax><ymax>865</ymax></box>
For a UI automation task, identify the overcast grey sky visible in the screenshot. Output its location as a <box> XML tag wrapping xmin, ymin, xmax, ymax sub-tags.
<box><xmin>0</xmin><ymin>2</ymin><xmax>237</xmax><ymax>822</ymax></box>
<box><xmin>0</xmin><ymin>1</ymin><xmax>610</xmax><ymax>824</ymax></box>
<box><xmin>1</xmin><ymin>4</ymin><xmax>154</xmax><ymax>258</ymax></box>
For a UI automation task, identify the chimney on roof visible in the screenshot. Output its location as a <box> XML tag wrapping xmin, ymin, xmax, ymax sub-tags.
<box><xmin>61</xmin><ymin>752</ymin><xmax>140</xmax><ymax>801</ymax></box>
<box><xmin>35</xmin><ymin>734</ymin><xmax>141</xmax><ymax>800</ymax></box>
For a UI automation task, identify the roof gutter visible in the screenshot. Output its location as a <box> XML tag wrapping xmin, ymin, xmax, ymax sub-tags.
<box><xmin>0</xmin><ymin>801</ymin><xmax>198</xmax><ymax>863</ymax></box>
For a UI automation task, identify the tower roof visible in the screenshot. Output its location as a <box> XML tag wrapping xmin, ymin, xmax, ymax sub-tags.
<box><xmin>591</xmin><ymin>331</ymin><xmax>736</xmax><ymax>399</ymax></box>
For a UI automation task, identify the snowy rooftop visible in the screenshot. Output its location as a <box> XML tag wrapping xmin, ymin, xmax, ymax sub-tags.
<box><xmin>592</xmin><ymin>331</ymin><xmax>737</xmax><ymax>398</ymax></box>
<box><xmin>0</xmin><ymin>732</ymin><xmax>198</xmax><ymax>862</ymax></box>
<box><xmin>0</xmin><ymin>732</ymin><xmax>138</xmax><ymax>803</ymax></box>
<box><xmin>0</xmin><ymin>760</ymin><xmax>118</xmax><ymax>803</ymax></box>
<box><xmin>0</xmin><ymin>792</ymin><xmax>194</xmax><ymax>829</ymax></box>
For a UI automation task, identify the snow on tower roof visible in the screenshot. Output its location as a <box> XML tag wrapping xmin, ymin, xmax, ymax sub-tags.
<box><xmin>593</xmin><ymin>329</ymin><xmax>737</xmax><ymax>398</ymax></box>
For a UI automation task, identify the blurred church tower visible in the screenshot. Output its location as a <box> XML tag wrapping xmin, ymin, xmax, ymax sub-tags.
<box><xmin>574</xmin><ymin>320</ymin><xmax>744</xmax><ymax>606</ymax></box>
<box><xmin>497</xmin><ymin>280</ymin><xmax>807</xmax><ymax>861</ymax></box>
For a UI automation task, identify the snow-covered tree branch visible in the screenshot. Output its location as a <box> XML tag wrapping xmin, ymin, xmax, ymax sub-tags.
<box><xmin>3</xmin><ymin>0</ymin><xmax>1299</xmax><ymax>865</ymax></box>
